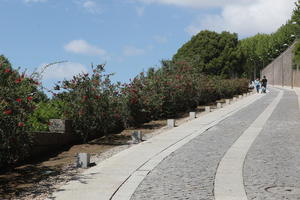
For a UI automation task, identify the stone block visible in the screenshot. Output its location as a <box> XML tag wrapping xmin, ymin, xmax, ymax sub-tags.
<box><xmin>189</xmin><ymin>112</ymin><xmax>196</xmax><ymax>119</ymax></box>
<box><xmin>49</xmin><ymin>119</ymin><xmax>72</xmax><ymax>133</ymax></box>
<box><xmin>233</xmin><ymin>97</ymin><xmax>237</xmax><ymax>102</ymax></box>
<box><xmin>167</xmin><ymin>119</ymin><xmax>175</xmax><ymax>127</ymax></box>
<box><xmin>225</xmin><ymin>99</ymin><xmax>230</xmax><ymax>105</ymax></box>
<box><xmin>205</xmin><ymin>106</ymin><xmax>211</xmax><ymax>112</ymax></box>
<box><xmin>238</xmin><ymin>95</ymin><xmax>243</xmax><ymax>99</ymax></box>
<box><xmin>76</xmin><ymin>153</ymin><xmax>90</xmax><ymax>168</ymax></box>
<box><xmin>131</xmin><ymin>131</ymin><xmax>143</xmax><ymax>144</ymax></box>
<box><xmin>243</xmin><ymin>93</ymin><xmax>247</xmax><ymax>97</ymax></box>
<box><xmin>217</xmin><ymin>103</ymin><xmax>222</xmax><ymax>108</ymax></box>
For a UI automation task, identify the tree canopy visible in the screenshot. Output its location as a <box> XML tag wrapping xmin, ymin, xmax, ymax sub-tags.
<box><xmin>173</xmin><ymin>30</ymin><xmax>243</xmax><ymax>78</ymax></box>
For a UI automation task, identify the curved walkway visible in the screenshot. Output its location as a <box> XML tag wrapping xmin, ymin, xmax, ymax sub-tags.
<box><xmin>49</xmin><ymin>87</ymin><xmax>300</xmax><ymax>200</ymax></box>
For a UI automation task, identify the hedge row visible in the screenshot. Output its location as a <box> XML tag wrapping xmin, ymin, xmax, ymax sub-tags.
<box><xmin>1</xmin><ymin>61</ymin><xmax>248</xmax><ymax>168</ymax></box>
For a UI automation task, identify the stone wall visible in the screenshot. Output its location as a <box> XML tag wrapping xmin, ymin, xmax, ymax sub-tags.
<box><xmin>261</xmin><ymin>42</ymin><xmax>300</xmax><ymax>87</ymax></box>
<box><xmin>29</xmin><ymin>131</ymin><xmax>81</xmax><ymax>158</ymax></box>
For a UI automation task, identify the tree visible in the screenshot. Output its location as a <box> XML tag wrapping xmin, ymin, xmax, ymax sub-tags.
<box><xmin>172</xmin><ymin>30</ymin><xmax>243</xmax><ymax>78</ymax></box>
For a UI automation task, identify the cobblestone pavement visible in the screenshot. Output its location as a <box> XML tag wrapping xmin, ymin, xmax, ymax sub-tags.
<box><xmin>131</xmin><ymin>90</ymin><xmax>279</xmax><ymax>200</ymax></box>
<box><xmin>244</xmin><ymin>90</ymin><xmax>300</xmax><ymax>200</ymax></box>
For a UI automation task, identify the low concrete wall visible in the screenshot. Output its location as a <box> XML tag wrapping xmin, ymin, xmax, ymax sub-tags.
<box><xmin>29</xmin><ymin>131</ymin><xmax>81</xmax><ymax>157</ymax></box>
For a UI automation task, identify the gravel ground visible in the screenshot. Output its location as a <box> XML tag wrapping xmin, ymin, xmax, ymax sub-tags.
<box><xmin>131</xmin><ymin>91</ymin><xmax>278</xmax><ymax>200</ymax></box>
<box><xmin>244</xmin><ymin>90</ymin><xmax>300</xmax><ymax>200</ymax></box>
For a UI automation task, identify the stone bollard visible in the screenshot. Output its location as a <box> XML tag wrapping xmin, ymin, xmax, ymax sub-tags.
<box><xmin>76</xmin><ymin>153</ymin><xmax>90</xmax><ymax>168</ymax></box>
<box><xmin>131</xmin><ymin>130</ymin><xmax>143</xmax><ymax>144</ymax></box>
<box><xmin>238</xmin><ymin>95</ymin><xmax>243</xmax><ymax>99</ymax></box>
<box><xmin>217</xmin><ymin>102</ymin><xmax>222</xmax><ymax>109</ymax></box>
<box><xmin>205</xmin><ymin>106</ymin><xmax>211</xmax><ymax>113</ymax></box>
<box><xmin>233</xmin><ymin>97</ymin><xmax>237</xmax><ymax>102</ymax></box>
<box><xmin>243</xmin><ymin>93</ymin><xmax>247</xmax><ymax>97</ymax></box>
<box><xmin>167</xmin><ymin>119</ymin><xmax>175</xmax><ymax>127</ymax></box>
<box><xmin>189</xmin><ymin>112</ymin><xmax>196</xmax><ymax>119</ymax></box>
<box><xmin>225</xmin><ymin>99</ymin><xmax>230</xmax><ymax>105</ymax></box>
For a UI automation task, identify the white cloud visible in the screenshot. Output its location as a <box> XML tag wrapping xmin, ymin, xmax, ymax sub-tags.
<box><xmin>136</xmin><ymin>0</ymin><xmax>296</xmax><ymax>37</ymax></box>
<box><xmin>64</xmin><ymin>40</ymin><xmax>106</xmax><ymax>56</ymax></box>
<box><xmin>123</xmin><ymin>46</ymin><xmax>145</xmax><ymax>56</ymax></box>
<box><xmin>24</xmin><ymin>0</ymin><xmax>47</xmax><ymax>3</ymax></box>
<box><xmin>135</xmin><ymin>6</ymin><xmax>145</xmax><ymax>16</ymax></box>
<box><xmin>185</xmin><ymin>0</ymin><xmax>296</xmax><ymax>37</ymax></box>
<box><xmin>135</xmin><ymin>0</ymin><xmax>255</xmax><ymax>9</ymax></box>
<box><xmin>39</xmin><ymin>62</ymin><xmax>88</xmax><ymax>80</ymax></box>
<box><xmin>153</xmin><ymin>35</ymin><xmax>168</xmax><ymax>43</ymax></box>
<box><xmin>82</xmin><ymin>0</ymin><xmax>102</xmax><ymax>14</ymax></box>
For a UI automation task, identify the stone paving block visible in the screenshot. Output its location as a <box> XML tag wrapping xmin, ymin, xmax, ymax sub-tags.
<box><xmin>205</xmin><ymin>106</ymin><xmax>211</xmax><ymax>112</ymax></box>
<box><xmin>76</xmin><ymin>153</ymin><xmax>90</xmax><ymax>169</ymax></box>
<box><xmin>132</xmin><ymin>131</ymin><xmax>143</xmax><ymax>144</ymax></box>
<box><xmin>167</xmin><ymin>119</ymin><xmax>175</xmax><ymax>127</ymax></box>
<box><xmin>225</xmin><ymin>99</ymin><xmax>230</xmax><ymax>105</ymax></box>
<box><xmin>189</xmin><ymin>112</ymin><xmax>196</xmax><ymax>119</ymax></box>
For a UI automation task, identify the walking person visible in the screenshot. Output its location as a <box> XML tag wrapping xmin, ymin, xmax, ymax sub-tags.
<box><xmin>254</xmin><ymin>78</ymin><xmax>260</xmax><ymax>93</ymax></box>
<box><xmin>261</xmin><ymin>76</ymin><xmax>268</xmax><ymax>93</ymax></box>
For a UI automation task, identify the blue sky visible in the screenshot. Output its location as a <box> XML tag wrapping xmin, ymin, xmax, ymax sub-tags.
<box><xmin>0</xmin><ymin>0</ymin><xmax>296</xmax><ymax>91</ymax></box>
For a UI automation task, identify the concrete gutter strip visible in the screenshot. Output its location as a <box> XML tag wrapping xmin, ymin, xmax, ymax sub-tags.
<box><xmin>49</xmin><ymin>92</ymin><xmax>263</xmax><ymax>200</ymax></box>
<box><xmin>214</xmin><ymin>90</ymin><xmax>283</xmax><ymax>200</ymax></box>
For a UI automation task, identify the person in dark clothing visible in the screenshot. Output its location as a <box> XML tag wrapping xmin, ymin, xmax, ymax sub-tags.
<box><xmin>261</xmin><ymin>76</ymin><xmax>267</xmax><ymax>93</ymax></box>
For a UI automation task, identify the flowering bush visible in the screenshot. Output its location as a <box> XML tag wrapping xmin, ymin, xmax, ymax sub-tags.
<box><xmin>0</xmin><ymin>55</ymin><xmax>40</xmax><ymax>168</ymax></box>
<box><xmin>0</xmin><ymin>55</ymin><xmax>248</xmax><ymax>168</ymax></box>
<box><xmin>54</xmin><ymin>64</ymin><xmax>123</xmax><ymax>142</ymax></box>
<box><xmin>121</xmin><ymin>61</ymin><xmax>249</xmax><ymax>126</ymax></box>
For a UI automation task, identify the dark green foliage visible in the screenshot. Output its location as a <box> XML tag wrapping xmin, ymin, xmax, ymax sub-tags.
<box><xmin>0</xmin><ymin>55</ymin><xmax>43</xmax><ymax>169</ymax></box>
<box><xmin>173</xmin><ymin>30</ymin><xmax>243</xmax><ymax>78</ymax></box>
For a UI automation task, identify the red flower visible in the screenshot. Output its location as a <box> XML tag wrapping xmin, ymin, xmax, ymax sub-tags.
<box><xmin>83</xmin><ymin>96</ymin><xmax>88</xmax><ymax>100</ymax></box>
<box><xmin>18</xmin><ymin>122</ymin><xmax>25</xmax><ymax>127</ymax></box>
<box><xmin>3</xmin><ymin>110</ymin><xmax>12</xmax><ymax>115</ymax></box>
<box><xmin>15</xmin><ymin>78</ymin><xmax>22</xmax><ymax>83</ymax></box>
<box><xmin>27</xmin><ymin>96</ymin><xmax>33</xmax><ymax>101</ymax></box>
<box><xmin>16</xmin><ymin>98</ymin><xmax>22</xmax><ymax>103</ymax></box>
<box><xmin>4</xmin><ymin>68</ymin><xmax>10</xmax><ymax>73</ymax></box>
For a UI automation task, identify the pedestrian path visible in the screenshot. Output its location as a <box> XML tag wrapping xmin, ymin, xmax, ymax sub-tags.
<box><xmin>244</xmin><ymin>89</ymin><xmax>300</xmax><ymax>199</ymax></box>
<box><xmin>214</xmin><ymin>90</ymin><xmax>283</xmax><ymax>200</ymax></box>
<box><xmin>49</xmin><ymin>87</ymin><xmax>300</xmax><ymax>200</ymax></box>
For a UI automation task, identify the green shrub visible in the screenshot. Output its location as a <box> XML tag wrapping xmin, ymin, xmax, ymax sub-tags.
<box><xmin>54</xmin><ymin>64</ymin><xmax>123</xmax><ymax>142</ymax></box>
<box><xmin>0</xmin><ymin>55</ymin><xmax>41</xmax><ymax>168</ymax></box>
<box><xmin>28</xmin><ymin>100</ymin><xmax>64</xmax><ymax>131</ymax></box>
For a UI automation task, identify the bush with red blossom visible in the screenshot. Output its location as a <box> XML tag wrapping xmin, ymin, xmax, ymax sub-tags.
<box><xmin>54</xmin><ymin>64</ymin><xmax>123</xmax><ymax>142</ymax></box>
<box><xmin>0</xmin><ymin>55</ymin><xmax>42</xmax><ymax>168</ymax></box>
<box><xmin>121</xmin><ymin>60</ymin><xmax>248</xmax><ymax>126</ymax></box>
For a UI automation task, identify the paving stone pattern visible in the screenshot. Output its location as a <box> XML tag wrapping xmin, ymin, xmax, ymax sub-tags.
<box><xmin>244</xmin><ymin>90</ymin><xmax>300</xmax><ymax>200</ymax></box>
<box><xmin>131</xmin><ymin>91</ymin><xmax>278</xmax><ymax>200</ymax></box>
